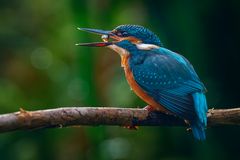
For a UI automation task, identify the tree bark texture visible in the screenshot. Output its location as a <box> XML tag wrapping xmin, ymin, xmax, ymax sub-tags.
<box><xmin>0</xmin><ymin>107</ymin><xmax>239</xmax><ymax>133</ymax></box>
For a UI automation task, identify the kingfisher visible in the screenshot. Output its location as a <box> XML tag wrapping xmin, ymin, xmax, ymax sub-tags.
<box><xmin>76</xmin><ymin>24</ymin><xmax>208</xmax><ymax>140</ymax></box>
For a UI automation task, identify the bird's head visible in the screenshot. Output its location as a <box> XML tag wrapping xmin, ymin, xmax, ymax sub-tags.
<box><xmin>76</xmin><ymin>24</ymin><xmax>162</xmax><ymax>55</ymax></box>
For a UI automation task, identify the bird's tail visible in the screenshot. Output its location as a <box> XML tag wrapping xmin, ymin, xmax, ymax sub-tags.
<box><xmin>191</xmin><ymin>122</ymin><xmax>206</xmax><ymax>141</ymax></box>
<box><xmin>191</xmin><ymin>92</ymin><xmax>208</xmax><ymax>141</ymax></box>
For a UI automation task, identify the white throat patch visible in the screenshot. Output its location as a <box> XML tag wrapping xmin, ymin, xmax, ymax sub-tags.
<box><xmin>136</xmin><ymin>43</ymin><xmax>160</xmax><ymax>50</ymax></box>
<box><xmin>107</xmin><ymin>43</ymin><xmax>160</xmax><ymax>57</ymax></box>
<box><xmin>108</xmin><ymin>44</ymin><xmax>129</xmax><ymax>56</ymax></box>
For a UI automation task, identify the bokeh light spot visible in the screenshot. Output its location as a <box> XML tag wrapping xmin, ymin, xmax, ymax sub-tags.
<box><xmin>31</xmin><ymin>47</ymin><xmax>52</xmax><ymax>70</ymax></box>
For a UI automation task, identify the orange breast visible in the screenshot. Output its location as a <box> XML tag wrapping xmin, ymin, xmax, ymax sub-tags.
<box><xmin>121</xmin><ymin>55</ymin><xmax>168</xmax><ymax>113</ymax></box>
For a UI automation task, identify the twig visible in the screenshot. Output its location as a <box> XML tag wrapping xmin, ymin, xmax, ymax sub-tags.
<box><xmin>0</xmin><ymin>107</ymin><xmax>239</xmax><ymax>133</ymax></box>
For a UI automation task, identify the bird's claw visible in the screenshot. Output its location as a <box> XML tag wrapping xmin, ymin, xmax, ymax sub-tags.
<box><xmin>186</xmin><ymin>128</ymin><xmax>192</xmax><ymax>132</ymax></box>
<box><xmin>123</xmin><ymin>125</ymin><xmax>138</xmax><ymax>130</ymax></box>
<box><xmin>144</xmin><ymin>105</ymin><xmax>156</xmax><ymax>112</ymax></box>
<box><xmin>184</xmin><ymin>119</ymin><xmax>190</xmax><ymax>125</ymax></box>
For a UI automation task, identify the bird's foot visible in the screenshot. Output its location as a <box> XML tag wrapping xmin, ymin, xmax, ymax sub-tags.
<box><xmin>184</xmin><ymin>119</ymin><xmax>192</xmax><ymax>132</ymax></box>
<box><xmin>143</xmin><ymin>105</ymin><xmax>156</xmax><ymax>112</ymax></box>
<box><xmin>123</xmin><ymin>125</ymin><xmax>138</xmax><ymax>130</ymax></box>
<box><xmin>186</xmin><ymin>128</ymin><xmax>192</xmax><ymax>132</ymax></box>
<box><xmin>184</xmin><ymin>119</ymin><xmax>190</xmax><ymax>125</ymax></box>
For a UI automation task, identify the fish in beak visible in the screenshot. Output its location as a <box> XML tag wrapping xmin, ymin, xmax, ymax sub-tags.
<box><xmin>76</xmin><ymin>28</ymin><xmax>120</xmax><ymax>47</ymax></box>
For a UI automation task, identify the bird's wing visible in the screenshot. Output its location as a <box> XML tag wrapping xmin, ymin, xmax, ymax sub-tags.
<box><xmin>130</xmin><ymin>48</ymin><xmax>205</xmax><ymax>120</ymax></box>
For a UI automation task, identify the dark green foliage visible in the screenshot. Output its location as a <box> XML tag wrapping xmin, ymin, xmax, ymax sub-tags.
<box><xmin>0</xmin><ymin>0</ymin><xmax>239</xmax><ymax>159</ymax></box>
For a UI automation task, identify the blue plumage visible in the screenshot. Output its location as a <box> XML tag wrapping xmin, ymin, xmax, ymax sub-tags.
<box><xmin>115</xmin><ymin>25</ymin><xmax>163</xmax><ymax>47</ymax></box>
<box><xmin>117</xmin><ymin>40</ymin><xmax>208</xmax><ymax>140</ymax></box>
<box><xmin>192</xmin><ymin>92</ymin><xmax>208</xmax><ymax>140</ymax></box>
<box><xmin>78</xmin><ymin>24</ymin><xmax>208</xmax><ymax>140</ymax></box>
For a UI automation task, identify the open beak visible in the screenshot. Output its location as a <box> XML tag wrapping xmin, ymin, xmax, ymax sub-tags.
<box><xmin>76</xmin><ymin>28</ymin><xmax>116</xmax><ymax>47</ymax></box>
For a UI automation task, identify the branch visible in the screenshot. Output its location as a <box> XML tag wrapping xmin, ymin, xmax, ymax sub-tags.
<box><xmin>0</xmin><ymin>107</ymin><xmax>239</xmax><ymax>133</ymax></box>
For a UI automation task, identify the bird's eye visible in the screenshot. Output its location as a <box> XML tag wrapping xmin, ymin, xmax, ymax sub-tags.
<box><xmin>115</xmin><ymin>31</ymin><xmax>128</xmax><ymax>37</ymax></box>
<box><xmin>116</xmin><ymin>32</ymin><xmax>122</xmax><ymax>36</ymax></box>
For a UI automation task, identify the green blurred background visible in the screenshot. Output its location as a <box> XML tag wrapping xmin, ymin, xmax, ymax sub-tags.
<box><xmin>0</xmin><ymin>0</ymin><xmax>240</xmax><ymax>159</ymax></box>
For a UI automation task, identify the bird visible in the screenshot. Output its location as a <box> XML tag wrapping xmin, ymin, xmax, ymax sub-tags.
<box><xmin>76</xmin><ymin>24</ymin><xmax>208</xmax><ymax>140</ymax></box>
